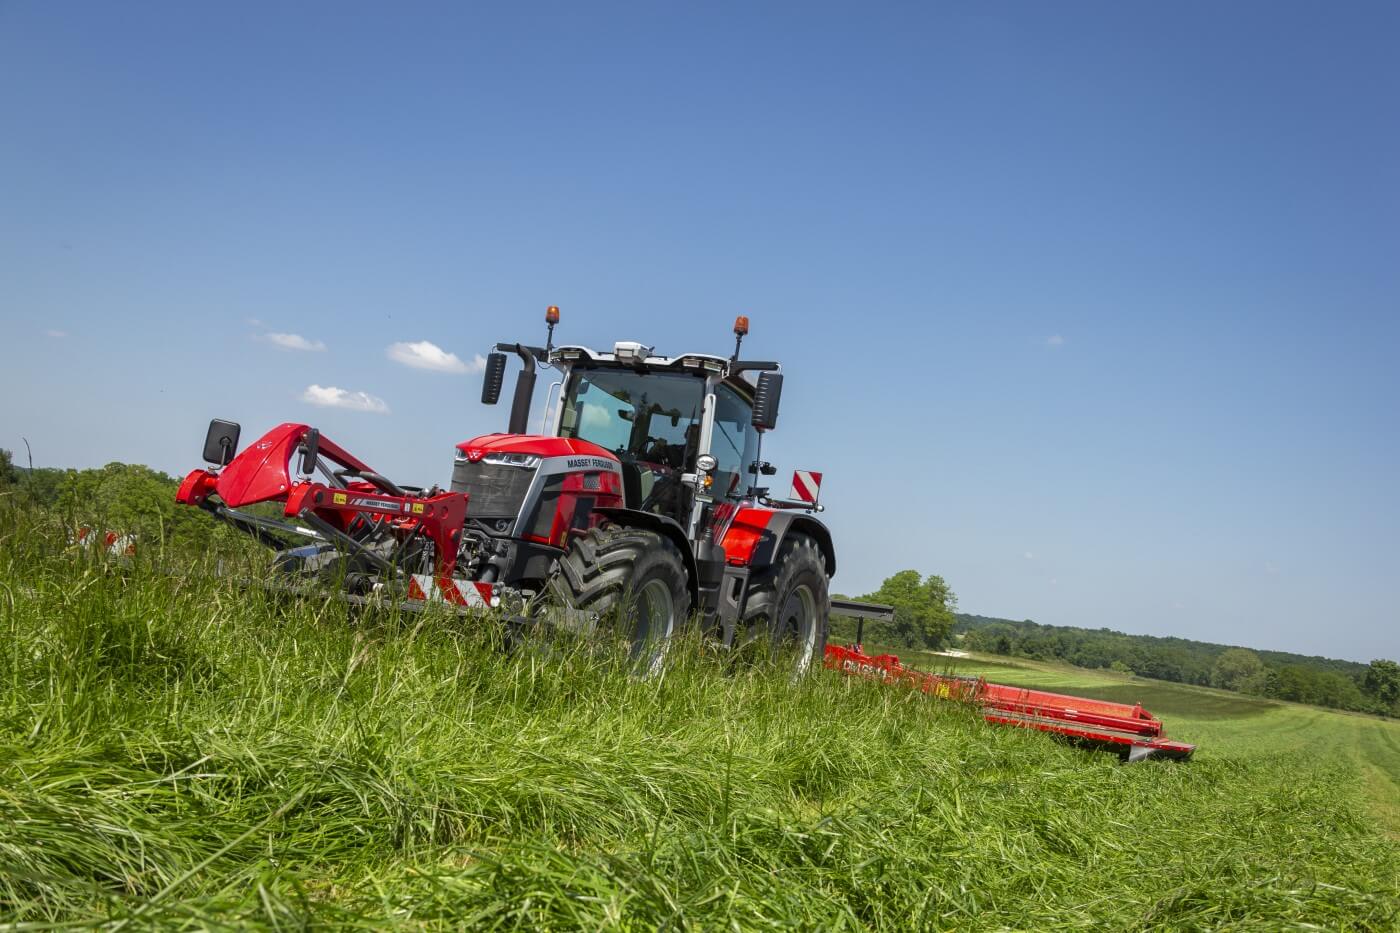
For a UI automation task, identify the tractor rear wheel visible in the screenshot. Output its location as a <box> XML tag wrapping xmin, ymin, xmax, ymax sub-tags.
<box><xmin>739</xmin><ymin>532</ymin><xmax>829</xmax><ymax>675</ymax></box>
<box><xmin>543</xmin><ymin>522</ymin><xmax>690</xmax><ymax>675</ymax></box>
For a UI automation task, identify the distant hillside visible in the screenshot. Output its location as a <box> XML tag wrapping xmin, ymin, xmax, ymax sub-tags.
<box><xmin>953</xmin><ymin>613</ymin><xmax>1393</xmax><ymax>717</ymax></box>
<box><xmin>956</xmin><ymin>614</ymin><xmax>1368</xmax><ymax>676</ymax></box>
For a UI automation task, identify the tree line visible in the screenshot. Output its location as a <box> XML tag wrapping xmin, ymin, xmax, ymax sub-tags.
<box><xmin>955</xmin><ymin>614</ymin><xmax>1398</xmax><ymax>718</ymax></box>
<box><xmin>0</xmin><ymin>449</ymin><xmax>224</xmax><ymax>554</ymax></box>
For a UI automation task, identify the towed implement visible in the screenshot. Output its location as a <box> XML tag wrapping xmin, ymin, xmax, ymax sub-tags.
<box><xmin>827</xmin><ymin>603</ymin><xmax>1195</xmax><ymax>762</ymax></box>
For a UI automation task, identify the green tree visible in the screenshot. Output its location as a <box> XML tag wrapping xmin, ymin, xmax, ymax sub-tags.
<box><xmin>1211</xmin><ymin>648</ymin><xmax>1268</xmax><ymax>695</ymax></box>
<box><xmin>863</xmin><ymin>570</ymin><xmax>958</xmax><ymax>649</ymax></box>
<box><xmin>0</xmin><ymin>448</ymin><xmax>18</xmax><ymax>488</ymax></box>
<box><xmin>1363</xmin><ymin>659</ymin><xmax>1400</xmax><ymax>710</ymax></box>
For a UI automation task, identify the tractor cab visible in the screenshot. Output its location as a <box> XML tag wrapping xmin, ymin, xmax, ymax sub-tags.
<box><xmin>550</xmin><ymin>344</ymin><xmax>760</xmax><ymax>528</ymax></box>
<box><xmin>481</xmin><ymin>313</ymin><xmax>787</xmax><ymax>553</ymax></box>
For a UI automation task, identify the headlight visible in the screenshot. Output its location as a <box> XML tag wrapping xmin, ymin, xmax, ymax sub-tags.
<box><xmin>696</xmin><ymin>454</ymin><xmax>718</xmax><ymax>472</ymax></box>
<box><xmin>483</xmin><ymin>452</ymin><xmax>540</xmax><ymax>468</ymax></box>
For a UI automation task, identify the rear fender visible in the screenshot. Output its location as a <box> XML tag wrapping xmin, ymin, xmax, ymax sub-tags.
<box><xmin>719</xmin><ymin>507</ymin><xmax>836</xmax><ymax>577</ymax></box>
<box><xmin>591</xmin><ymin>507</ymin><xmax>700</xmax><ymax>608</ymax></box>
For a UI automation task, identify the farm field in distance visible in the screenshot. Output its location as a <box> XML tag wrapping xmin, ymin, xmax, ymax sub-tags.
<box><xmin>907</xmin><ymin>649</ymin><xmax>1400</xmax><ymax>835</ymax></box>
<box><xmin>1</xmin><ymin>510</ymin><xmax>1397</xmax><ymax>929</ymax></box>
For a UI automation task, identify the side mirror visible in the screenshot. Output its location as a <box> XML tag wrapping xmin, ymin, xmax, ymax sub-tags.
<box><xmin>202</xmin><ymin>419</ymin><xmax>241</xmax><ymax>466</ymax></box>
<box><xmin>481</xmin><ymin>352</ymin><xmax>507</xmax><ymax>404</ymax></box>
<box><xmin>300</xmin><ymin>428</ymin><xmax>320</xmax><ymax>476</ymax></box>
<box><xmin>751</xmin><ymin>372</ymin><xmax>783</xmax><ymax>432</ymax></box>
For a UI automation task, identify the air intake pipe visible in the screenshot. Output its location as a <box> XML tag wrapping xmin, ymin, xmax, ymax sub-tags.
<box><xmin>494</xmin><ymin>343</ymin><xmax>539</xmax><ymax>435</ymax></box>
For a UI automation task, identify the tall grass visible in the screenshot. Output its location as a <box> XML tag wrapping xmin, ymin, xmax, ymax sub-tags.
<box><xmin>1</xmin><ymin>504</ymin><xmax>1396</xmax><ymax>929</ymax></box>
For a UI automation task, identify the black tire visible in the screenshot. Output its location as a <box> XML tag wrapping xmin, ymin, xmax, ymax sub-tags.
<box><xmin>543</xmin><ymin>522</ymin><xmax>690</xmax><ymax>674</ymax></box>
<box><xmin>739</xmin><ymin>532</ymin><xmax>830</xmax><ymax>675</ymax></box>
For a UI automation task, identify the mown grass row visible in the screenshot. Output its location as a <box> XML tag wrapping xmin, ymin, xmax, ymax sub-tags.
<box><xmin>1</xmin><ymin>506</ymin><xmax>1396</xmax><ymax>929</ymax></box>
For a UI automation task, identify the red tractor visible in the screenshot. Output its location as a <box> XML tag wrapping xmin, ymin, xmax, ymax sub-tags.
<box><xmin>177</xmin><ymin>311</ymin><xmax>842</xmax><ymax>672</ymax></box>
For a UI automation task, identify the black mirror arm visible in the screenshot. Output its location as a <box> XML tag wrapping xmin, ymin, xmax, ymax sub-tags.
<box><xmin>730</xmin><ymin>360</ymin><xmax>779</xmax><ymax>374</ymax></box>
<box><xmin>495</xmin><ymin>343</ymin><xmax>547</xmax><ymax>368</ymax></box>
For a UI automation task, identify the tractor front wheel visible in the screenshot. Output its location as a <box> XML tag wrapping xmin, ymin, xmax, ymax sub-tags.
<box><xmin>543</xmin><ymin>523</ymin><xmax>690</xmax><ymax>675</ymax></box>
<box><xmin>739</xmin><ymin>532</ymin><xmax>830</xmax><ymax>676</ymax></box>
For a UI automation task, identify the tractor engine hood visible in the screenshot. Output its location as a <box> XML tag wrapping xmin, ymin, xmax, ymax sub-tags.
<box><xmin>450</xmin><ymin>434</ymin><xmax>626</xmax><ymax>546</ymax></box>
<box><xmin>454</xmin><ymin>433</ymin><xmax>619</xmax><ymax>466</ymax></box>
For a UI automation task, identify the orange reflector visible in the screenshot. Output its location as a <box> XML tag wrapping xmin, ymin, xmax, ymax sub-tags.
<box><xmin>734</xmin><ymin>315</ymin><xmax>749</xmax><ymax>336</ymax></box>
<box><xmin>546</xmin><ymin>305</ymin><xmax>560</xmax><ymax>324</ymax></box>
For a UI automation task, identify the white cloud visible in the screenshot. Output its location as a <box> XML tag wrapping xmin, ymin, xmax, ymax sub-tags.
<box><xmin>1045</xmin><ymin>335</ymin><xmax>1065</xmax><ymax>348</ymax></box>
<box><xmin>263</xmin><ymin>332</ymin><xmax>326</xmax><ymax>352</ymax></box>
<box><xmin>301</xmin><ymin>384</ymin><xmax>389</xmax><ymax>413</ymax></box>
<box><xmin>44</xmin><ymin>329</ymin><xmax>68</xmax><ymax>338</ymax></box>
<box><xmin>1023</xmin><ymin>551</ymin><xmax>1035</xmax><ymax>560</ymax></box>
<box><xmin>386</xmin><ymin>340</ymin><xmax>484</xmax><ymax>374</ymax></box>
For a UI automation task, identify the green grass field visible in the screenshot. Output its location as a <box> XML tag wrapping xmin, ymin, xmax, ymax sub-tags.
<box><xmin>2</xmin><ymin>511</ymin><xmax>1397</xmax><ymax>929</ymax></box>
<box><xmin>909</xmin><ymin>649</ymin><xmax>1400</xmax><ymax>837</ymax></box>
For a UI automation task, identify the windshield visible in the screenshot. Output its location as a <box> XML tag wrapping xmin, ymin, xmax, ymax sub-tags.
<box><xmin>558</xmin><ymin>368</ymin><xmax>706</xmax><ymax>469</ymax></box>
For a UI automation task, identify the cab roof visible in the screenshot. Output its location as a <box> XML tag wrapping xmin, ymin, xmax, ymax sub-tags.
<box><xmin>549</xmin><ymin>343</ymin><xmax>768</xmax><ymax>396</ymax></box>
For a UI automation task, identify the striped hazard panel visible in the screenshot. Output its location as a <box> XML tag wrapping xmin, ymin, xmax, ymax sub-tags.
<box><xmin>790</xmin><ymin>470</ymin><xmax>823</xmax><ymax>503</ymax></box>
<box><xmin>407</xmin><ymin>574</ymin><xmax>498</xmax><ymax>608</ymax></box>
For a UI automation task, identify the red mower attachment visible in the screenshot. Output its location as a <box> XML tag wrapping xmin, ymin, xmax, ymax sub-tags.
<box><xmin>825</xmin><ymin>603</ymin><xmax>1194</xmax><ymax>763</ymax></box>
<box><xmin>177</xmin><ymin>421</ymin><xmax>496</xmax><ymax>610</ymax></box>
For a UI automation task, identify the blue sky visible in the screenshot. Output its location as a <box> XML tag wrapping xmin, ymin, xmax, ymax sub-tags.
<box><xmin>2</xmin><ymin>2</ymin><xmax>1396</xmax><ymax>661</ymax></box>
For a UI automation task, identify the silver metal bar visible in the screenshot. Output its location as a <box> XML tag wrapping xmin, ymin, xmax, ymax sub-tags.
<box><xmin>222</xmin><ymin>507</ymin><xmax>324</xmax><ymax>540</ymax></box>
<box><xmin>540</xmin><ymin>380</ymin><xmax>562</xmax><ymax>434</ymax></box>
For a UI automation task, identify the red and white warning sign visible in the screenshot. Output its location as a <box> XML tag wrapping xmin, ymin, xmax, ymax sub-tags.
<box><xmin>790</xmin><ymin>470</ymin><xmax>823</xmax><ymax>504</ymax></box>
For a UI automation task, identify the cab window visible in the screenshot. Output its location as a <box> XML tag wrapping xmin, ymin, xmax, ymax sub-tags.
<box><xmin>711</xmin><ymin>384</ymin><xmax>759</xmax><ymax>500</ymax></box>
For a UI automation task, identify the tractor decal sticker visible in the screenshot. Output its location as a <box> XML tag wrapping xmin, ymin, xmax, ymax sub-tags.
<box><xmin>333</xmin><ymin>492</ymin><xmax>347</xmax><ymax>505</ymax></box>
<box><xmin>350</xmin><ymin>497</ymin><xmax>398</xmax><ymax>512</ymax></box>
<box><xmin>790</xmin><ymin>470</ymin><xmax>822</xmax><ymax>503</ymax></box>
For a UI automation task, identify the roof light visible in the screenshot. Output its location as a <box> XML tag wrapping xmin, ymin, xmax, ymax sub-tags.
<box><xmin>734</xmin><ymin>315</ymin><xmax>749</xmax><ymax>336</ymax></box>
<box><xmin>545</xmin><ymin>305</ymin><xmax>560</xmax><ymax>325</ymax></box>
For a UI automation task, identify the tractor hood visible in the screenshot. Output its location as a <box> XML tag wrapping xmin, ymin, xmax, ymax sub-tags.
<box><xmin>454</xmin><ymin>433</ymin><xmax>617</xmax><ymax>464</ymax></box>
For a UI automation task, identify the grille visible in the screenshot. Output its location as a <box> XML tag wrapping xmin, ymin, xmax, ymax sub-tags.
<box><xmin>451</xmin><ymin>460</ymin><xmax>536</xmax><ymax>519</ymax></box>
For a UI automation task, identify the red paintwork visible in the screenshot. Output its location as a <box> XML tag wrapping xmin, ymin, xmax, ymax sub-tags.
<box><xmin>176</xmin><ymin>469</ymin><xmax>218</xmax><ymax>506</ymax></box>
<box><xmin>282</xmin><ymin>482</ymin><xmax>469</xmax><ymax>578</ymax></box>
<box><xmin>524</xmin><ymin>469</ymin><xmax>626</xmax><ymax>548</ymax></box>
<box><xmin>716</xmin><ymin>505</ymin><xmax>776</xmax><ymax>566</ymax></box>
<box><xmin>177</xmin><ymin>423</ymin><xmax>472</xmax><ymax>583</ymax></box>
<box><xmin>455</xmin><ymin>433</ymin><xmax>616</xmax><ymax>462</ymax></box>
<box><xmin>216</xmin><ymin>423</ymin><xmax>374</xmax><ymax>508</ymax></box>
<box><xmin>824</xmin><ymin>643</ymin><xmax>1195</xmax><ymax>760</ymax></box>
